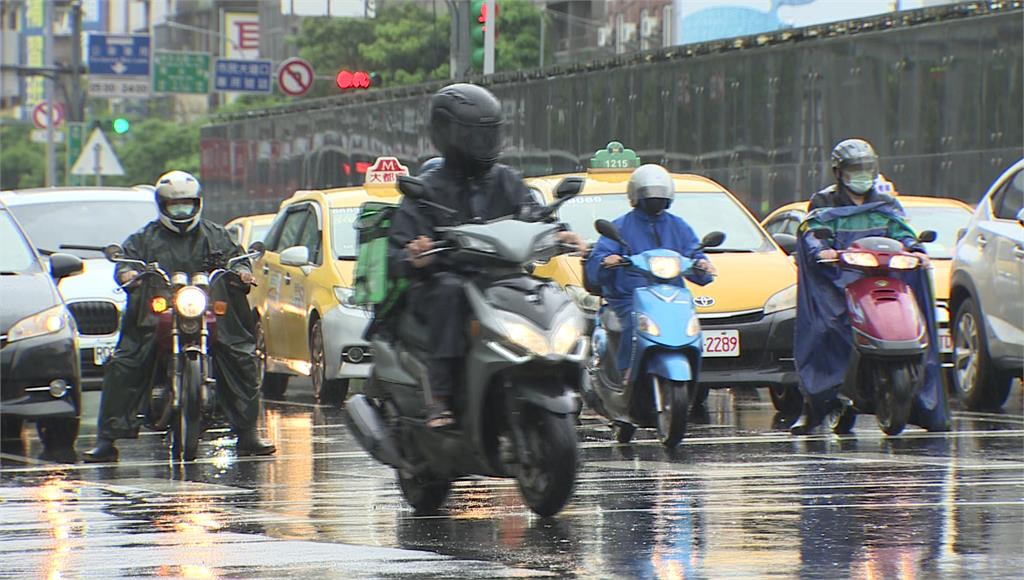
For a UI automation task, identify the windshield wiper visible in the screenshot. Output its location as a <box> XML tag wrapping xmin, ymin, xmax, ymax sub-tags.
<box><xmin>1</xmin><ymin>270</ymin><xmax>21</xmax><ymax>275</ymax></box>
<box><xmin>36</xmin><ymin>248</ymin><xmax>55</xmax><ymax>256</ymax></box>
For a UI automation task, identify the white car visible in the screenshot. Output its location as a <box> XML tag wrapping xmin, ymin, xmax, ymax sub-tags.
<box><xmin>950</xmin><ymin>159</ymin><xmax>1024</xmax><ymax>410</ymax></box>
<box><xmin>0</xmin><ymin>187</ymin><xmax>157</xmax><ymax>390</ymax></box>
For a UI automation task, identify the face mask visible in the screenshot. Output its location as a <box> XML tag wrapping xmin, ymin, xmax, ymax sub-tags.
<box><xmin>166</xmin><ymin>201</ymin><xmax>195</xmax><ymax>219</ymax></box>
<box><xmin>843</xmin><ymin>171</ymin><xmax>875</xmax><ymax>195</ymax></box>
<box><xmin>640</xmin><ymin>198</ymin><xmax>670</xmax><ymax>215</ymax></box>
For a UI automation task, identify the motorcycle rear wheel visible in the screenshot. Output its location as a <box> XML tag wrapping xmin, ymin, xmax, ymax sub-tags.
<box><xmin>655</xmin><ymin>378</ymin><xmax>689</xmax><ymax>448</ymax></box>
<box><xmin>516</xmin><ymin>411</ymin><xmax>578</xmax><ymax>517</ymax></box>
<box><xmin>172</xmin><ymin>358</ymin><xmax>203</xmax><ymax>461</ymax></box>
<box><xmin>876</xmin><ymin>362</ymin><xmax>915</xmax><ymax>436</ymax></box>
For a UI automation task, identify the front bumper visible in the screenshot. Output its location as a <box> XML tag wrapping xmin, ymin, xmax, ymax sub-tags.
<box><xmin>321</xmin><ymin>304</ymin><xmax>374</xmax><ymax>381</ymax></box>
<box><xmin>698</xmin><ymin>308</ymin><xmax>798</xmax><ymax>389</ymax></box>
<box><xmin>1</xmin><ymin>326</ymin><xmax>81</xmax><ymax>420</ymax></box>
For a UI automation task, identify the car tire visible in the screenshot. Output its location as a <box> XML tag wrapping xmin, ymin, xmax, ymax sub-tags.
<box><xmin>311</xmin><ymin>319</ymin><xmax>349</xmax><ymax>407</ymax></box>
<box><xmin>256</xmin><ymin>318</ymin><xmax>289</xmax><ymax>399</ymax></box>
<box><xmin>769</xmin><ymin>384</ymin><xmax>803</xmax><ymax>416</ymax></box>
<box><xmin>36</xmin><ymin>417</ymin><xmax>79</xmax><ymax>451</ymax></box>
<box><xmin>952</xmin><ymin>297</ymin><xmax>1013</xmax><ymax>410</ymax></box>
<box><xmin>1</xmin><ymin>417</ymin><xmax>23</xmax><ymax>441</ymax></box>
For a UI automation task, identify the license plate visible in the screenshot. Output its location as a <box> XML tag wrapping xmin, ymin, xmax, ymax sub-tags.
<box><xmin>703</xmin><ymin>330</ymin><xmax>740</xmax><ymax>358</ymax></box>
<box><xmin>93</xmin><ymin>346</ymin><xmax>116</xmax><ymax>366</ymax></box>
<box><xmin>939</xmin><ymin>328</ymin><xmax>953</xmax><ymax>354</ymax></box>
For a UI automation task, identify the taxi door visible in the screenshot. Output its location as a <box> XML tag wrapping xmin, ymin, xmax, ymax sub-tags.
<box><xmin>262</xmin><ymin>205</ymin><xmax>312</xmax><ymax>365</ymax></box>
<box><xmin>275</xmin><ymin>203</ymin><xmax>322</xmax><ymax>365</ymax></box>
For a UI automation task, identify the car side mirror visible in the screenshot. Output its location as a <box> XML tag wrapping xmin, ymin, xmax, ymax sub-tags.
<box><xmin>772</xmin><ymin>233</ymin><xmax>798</xmax><ymax>255</ymax></box>
<box><xmin>554</xmin><ymin>176</ymin><xmax>585</xmax><ymax>199</ymax></box>
<box><xmin>917</xmin><ymin>230</ymin><xmax>938</xmax><ymax>244</ymax></box>
<box><xmin>700</xmin><ymin>231</ymin><xmax>726</xmax><ymax>249</ymax></box>
<box><xmin>279</xmin><ymin>245</ymin><xmax>310</xmax><ymax>267</ymax></box>
<box><xmin>49</xmin><ymin>253</ymin><xmax>84</xmax><ymax>279</ymax></box>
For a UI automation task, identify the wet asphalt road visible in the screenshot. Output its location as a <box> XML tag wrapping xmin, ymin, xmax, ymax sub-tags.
<box><xmin>2</xmin><ymin>379</ymin><xmax>1022</xmax><ymax>579</ymax></box>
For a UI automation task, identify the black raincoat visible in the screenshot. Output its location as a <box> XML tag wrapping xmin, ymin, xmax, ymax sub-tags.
<box><xmin>96</xmin><ymin>220</ymin><xmax>260</xmax><ymax>439</ymax></box>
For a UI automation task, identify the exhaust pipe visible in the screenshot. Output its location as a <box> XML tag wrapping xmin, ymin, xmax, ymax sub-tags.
<box><xmin>343</xmin><ymin>395</ymin><xmax>405</xmax><ymax>469</ymax></box>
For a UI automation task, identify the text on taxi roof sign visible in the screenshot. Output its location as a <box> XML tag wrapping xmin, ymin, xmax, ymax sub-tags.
<box><xmin>365</xmin><ymin>157</ymin><xmax>409</xmax><ymax>184</ymax></box>
<box><xmin>590</xmin><ymin>141</ymin><xmax>640</xmax><ymax>170</ymax></box>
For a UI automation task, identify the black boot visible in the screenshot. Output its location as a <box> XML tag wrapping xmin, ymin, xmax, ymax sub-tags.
<box><xmin>236</xmin><ymin>429</ymin><xmax>276</xmax><ymax>457</ymax></box>
<box><xmin>789</xmin><ymin>400</ymin><xmax>822</xmax><ymax>436</ymax></box>
<box><xmin>82</xmin><ymin>438</ymin><xmax>119</xmax><ymax>463</ymax></box>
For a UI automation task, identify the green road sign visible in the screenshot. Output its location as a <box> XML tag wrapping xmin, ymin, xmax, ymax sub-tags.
<box><xmin>66</xmin><ymin>122</ymin><xmax>84</xmax><ymax>186</ymax></box>
<box><xmin>153</xmin><ymin>51</ymin><xmax>211</xmax><ymax>94</ymax></box>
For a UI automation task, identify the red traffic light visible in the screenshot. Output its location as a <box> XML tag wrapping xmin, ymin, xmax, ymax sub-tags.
<box><xmin>336</xmin><ymin>70</ymin><xmax>372</xmax><ymax>90</ymax></box>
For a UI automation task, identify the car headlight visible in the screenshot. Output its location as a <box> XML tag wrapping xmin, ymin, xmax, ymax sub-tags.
<box><xmin>458</xmin><ymin>234</ymin><xmax>497</xmax><ymax>254</ymax></box>
<box><xmin>174</xmin><ymin>286</ymin><xmax>208</xmax><ymax>318</ymax></box>
<box><xmin>935</xmin><ymin>303</ymin><xmax>950</xmax><ymax>324</ymax></box>
<box><xmin>552</xmin><ymin>319</ymin><xmax>583</xmax><ymax>355</ymax></box>
<box><xmin>841</xmin><ymin>252</ymin><xmax>879</xmax><ymax>267</ymax></box>
<box><xmin>6</xmin><ymin>305</ymin><xmax>68</xmax><ymax>343</ymax></box>
<box><xmin>889</xmin><ymin>255</ymin><xmax>920</xmax><ymax>270</ymax></box>
<box><xmin>566</xmin><ymin>285</ymin><xmax>601</xmax><ymax>312</ymax></box>
<box><xmin>334</xmin><ymin>286</ymin><xmax>357</xmax><ymax>307</ymax></box>
<box><xmin>503</xmin><ymin>321</ymin><xmax>551</xmax><ymax>356</ymax></box>
<box><xmin>687</xmin><ymin>316</ymin><xmax>701</xmax><ymax>337</ymax></box>
<box><xmin>763</xmin><ymin>284</ymin><xmax>797</xmax><ymax>315</ymax></box>
<box><xmin>648</xmin><ymin>256</ymin><xmax>681</xmax><ymax>280</ymax></box>
<box><xmin>637</xmin><ymin>313</ymin><xmax>661</xmax><ymax>337</ymax></box>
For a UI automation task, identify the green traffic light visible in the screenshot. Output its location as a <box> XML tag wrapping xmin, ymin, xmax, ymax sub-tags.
<box><xmin>113</xmin><ymin>118</ymin><xmax>130</xmax><ymax>134</ymax></box>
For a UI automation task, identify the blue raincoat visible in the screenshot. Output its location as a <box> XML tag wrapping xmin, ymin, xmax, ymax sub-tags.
<box><xmin>586</xmin><ymin>209</ymin><xmax>713</xmax><ymax>370</ymax></box>
<box><xmin>794</xmin><ymin>200</ymin><xmax>949</xmax><ymax>431</ymax></box>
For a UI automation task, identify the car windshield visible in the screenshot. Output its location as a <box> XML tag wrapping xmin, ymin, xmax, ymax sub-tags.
<box><xmin>904</xmin><ymin>205</ymin><xmax>972</xmax><ymax>259</ymax></box>
<box><xmin>7</xmin><ymin>199</ymin><xmax>156</xmax><ymax>258</ymax></box>
<box><xmin>559</xmin><ymin>192</ymin><xmax>772</xmax><ymax>252</ymax></box>
<box><xmin>331</xmin><ymin>208</ymin><xmax>359</xmax><ymax>258</ymax></box>
<box><xmin>0</xmin><ymin>211</ymin><xmax>41</xmax><ymax>274</ymax></box>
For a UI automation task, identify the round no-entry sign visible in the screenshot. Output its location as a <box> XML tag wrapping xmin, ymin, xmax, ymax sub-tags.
<box><xmin>277</xmin><ymin>57</ymin><xmax>315</xmax><ymax>97</ymax></box>
<box><xmin>32</xmin><ymin>102</ymin><xmax>65</xmax><ymax>129</ymax></box>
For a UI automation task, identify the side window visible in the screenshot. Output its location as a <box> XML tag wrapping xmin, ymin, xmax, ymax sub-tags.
<box><xmin>296</xmin><ymin>207</ymin><xmax>323</xmax><ymax>265</ymax></box>
<box><xmin>783</xmin><ymin>217</ymin><xmax>801</xmax><ymax>237</ymax></box>
<box><xmin>992</xmin><ymin>170</ymin><xmax>1023</xmax><ymax>221</ymax></box>
<box><xmin>262</xmin><ymin>212</ymin><xmax>289</xmax><ymax>251</ymax></box>
<box><xmin>764</xmin><ymin>217</ymin><xmax>786</xmax><ymax>236</ymax></box>
<box><xmin>273</xmin><ymin>209</ymin><xmax>309</xmax><ymax>252</ymax></box>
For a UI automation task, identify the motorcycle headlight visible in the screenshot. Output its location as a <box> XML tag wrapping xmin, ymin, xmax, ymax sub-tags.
<box><xmin>763</xmin><ymin>284</ymin><xmax>797</xmax><ymax>315</ymax></box>
<box><xmin>458</xmin><ymin>234</ymin><xmax>497</xmax><ymax>254</ymax></box>
<box><xmin>566</xmin><ymin>285</ymin><xmax>601</xmax><ymax>312</ymax></box>
<box><xmin>889</xmin><ymin>255</ymin><xmax>920</xmax><ymax>270</ymax></box>
<box><xmin>841</xmin><ymin>252</ymin><xmax>879</xmax><ymax>267</ymax></box>
<box><xmin>174</xmin><ymin>286</ymin><xmax>208</xmax><ymax>318</ymax></box>
<box><xmin>503</xmin><ymin>321</ymin><xmax>551</xmax><ymax>356</ymax></box>
<box><xmin>552</xmin><ymin>319</ymin><xmax>583</xmax><ymax>355</ymax></box>
<box><xmin>648</xmin><ymin>256</ymin><xmax>682</xmax><ymax>280</ymax></box>
<box><xmin>6</xmin><ymin>305</ymin><xmax>68</xmax><ymax>343</ymax></box>
<box><xmin>687</xmin><ymin>316</ymin><xmax>701</xmax><ymax>337</ymax></box>
<box><xmin>637</xmin><ymin>313</ymin><xmax>661</xmax><ymax>337</ymax></box>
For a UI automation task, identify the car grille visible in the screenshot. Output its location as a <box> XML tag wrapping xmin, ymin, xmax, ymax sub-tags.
<box><xmin>68</xmin><ymin>301</ymin><xmax>120</xmax><ymax>335</ymax></box>
<box><xmin>700</xmin><ymin>309</ymin><xmax>766</xmax><ymax>326</ymax></box>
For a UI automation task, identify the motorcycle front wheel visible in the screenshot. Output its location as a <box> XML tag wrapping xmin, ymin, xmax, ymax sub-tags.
<box><xmin>655</xmin><ymin>378</ymin><xmax>690</xmax><ymax>448</ymax></box>
<box><xmin>875</xmin><ymin>361</ymin><xmax>916</xmax><ymax>436</ymax></box>
<box><xmin>398</xmin><ymin>471</ymin><xmax>451</xmax><ymax>516</ymax></box>
<box><xmin>516</xmin><ymin>410</ymin><xmax>578</xmax><ymax>517</ymax></box>
<box><xmin>172</xmin><ymin>357</ymin><xmax>203</xmax><ymax>461</ymax></box>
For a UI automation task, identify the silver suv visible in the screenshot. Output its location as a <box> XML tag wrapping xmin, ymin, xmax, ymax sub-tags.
<box><xmin>950</xmin><ymin>159</ymin><xmax>1024</xmax><ymax>410</ymax></box>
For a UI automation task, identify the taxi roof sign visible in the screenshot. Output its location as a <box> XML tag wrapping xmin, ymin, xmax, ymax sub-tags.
<box><xmin>364</xmin><ymin>157</ymin><xmax>409</xmax><ymax>185</ymax></box>
<box><xmin>589</xmin><ymin>141</ymin><xmax>640</xmax><ymax>171</ymax></box>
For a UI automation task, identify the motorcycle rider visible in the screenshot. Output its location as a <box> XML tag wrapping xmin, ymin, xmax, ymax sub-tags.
<box><xmin>790</xmin><ymin>140</ymin><xmax>947</xmax><ymax>435</ymax></box>
<box><xmin>585</xmin><ymin>164</ymin><xmax>717</xmax><ymax>385</ymax></box>
<box><xmin>83</xmin><ymin>171</ymin><xmax>276</xmax><ymax>461</ymax></box>
<box><xmin>387</xmin><ymin>83</ymin><xmax>583</xmax><ymax>429</ymax></box>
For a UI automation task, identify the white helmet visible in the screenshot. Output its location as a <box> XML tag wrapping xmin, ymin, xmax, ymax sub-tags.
<box><xmin>154</xmin><ymin>170</ymin><xmax>202</xmax><ymax>234</ymax></box>
<box><xmin>627</xmin><ymin>164</ymin><xmax>675</xmax><ymax>215</ymax></box>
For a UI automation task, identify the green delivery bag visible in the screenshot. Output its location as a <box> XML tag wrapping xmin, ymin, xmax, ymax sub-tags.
<box><xmin>353</xmin><ymin>201</ymin><xmax>407</xmax><ymax>315</ymax></box>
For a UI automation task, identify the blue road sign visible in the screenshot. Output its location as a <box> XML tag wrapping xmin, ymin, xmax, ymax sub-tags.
<box><xmin>87</xmin><ymin>34</ymin><xmax>150</xmax><ymax>76</ymax></box>
<box><xmin>214</xmin><ymin>59</ymin><xmax>273</xmax><ymax>94</ymax></box>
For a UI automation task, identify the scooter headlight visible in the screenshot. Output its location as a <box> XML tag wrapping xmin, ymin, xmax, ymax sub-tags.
<box><xmin>687</xmin><ymin>316</ymin><xmax>701</xmax><ymax>337</ymax></box>
<box><xmin>889</xmin><ymin>255</ymin><xmax>920</xmax><ymax>270</ymax></box>
<box><xmin>841</xmin><ymin>252</ymin><xmax>879</xmax><ymax>267</ymax></box>
<box><xmin>503</xmin><ymin>322</ymin><xmax>551</xmax><ymax>356</ymax></box>
<box><xmin>648</xmin><ymin>256</ymin><xmax>682</xmax><ymax>280</ymax></box>
<box><xmin>552</xmin><ymin>319</ymin><xmax>583</xmax><ymax>355</ymax></box>
<box><xmin>174</xmin><ymin>286</ymin><xmax>208</xmax><ymax>318</ymax></box>
<box><xmin>637</xmin><ymin>313</ymin><xmax>661</xmax><ymax>337</ymax></box>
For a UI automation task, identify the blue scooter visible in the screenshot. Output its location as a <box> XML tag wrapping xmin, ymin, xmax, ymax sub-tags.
<box><xmin>581</xmin><ymin>219</ymin><xmax>724</xmax><ymax>447</ymax></box>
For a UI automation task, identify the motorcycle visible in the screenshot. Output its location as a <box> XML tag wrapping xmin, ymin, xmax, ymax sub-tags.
<box><xmin>345</xmin><ymin>175</ymin><xmax>588</xmax><ymax>517</ymax></box>
<box><xmin>813</xmin><ymin>229</ymin><xmax>938</xmax><ymax>436</ymax></box>
<box><xmin>581</xmin><ymin>219</ymin><xmax>725</xmax><ymax>448</ymax></box>
<box><xmin>101</xmin><ymin>241</ymin><xmax>265</xmax><ymax>461</ymax></box>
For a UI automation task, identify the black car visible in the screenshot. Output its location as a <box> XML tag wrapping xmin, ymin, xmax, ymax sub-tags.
<box><xmin>1</xmin><ymin>203</ymin><xmax>84</xmax><ymax>454</ymax></box>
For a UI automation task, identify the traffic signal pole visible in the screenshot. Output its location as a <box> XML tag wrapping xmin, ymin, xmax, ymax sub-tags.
<box><xmin>484</xmin><ymin>0</ymin><xmax>495</xmax><ymax>75</ymax></box>
<box><xmin>449</xmin><ymin>1</ymin><xmax>471</xmax><ymax>79</ymax></box>
<box><xmin>43</xmin><ymin>0</ymin><xmax>55</xmax><ymax>187</ymax></box>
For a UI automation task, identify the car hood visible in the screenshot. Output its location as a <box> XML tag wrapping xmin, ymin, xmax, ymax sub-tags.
<box><xmin>56</xmin><ymin>258</ymin><xmax>126</xmax><ymax>306</ymax></box>
<box><xmin>0</xmin><ymin>272</ymin><xmax>63</xmax><ymax>334</ymax></box>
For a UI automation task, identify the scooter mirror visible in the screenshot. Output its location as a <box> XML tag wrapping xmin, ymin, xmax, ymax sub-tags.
<box><xmin>917</xmin><ymin>230</ymin><xmax>938</xmax><ymax>243</ymax></box>
<box><xmin>247</xmin><ymin>241</ymin><xmax>266</xmax><ymax>259</ymax></box>
<box><xmin>103</xmin><ymin>244</ymin><xmax>124</xmax><ymax>261</ymax></box>
<box><xmin>772</xmin><ymin>233</ymin><xmax>798</xmax><ymax>255</ymax></box>
<box><xmin>595</xmin><ymin>219</ymin><xmax>623</xmax><ymax>243</ymax></box>
<box><xmin>397</xmin><ymin>175</ymin><xmax>429</xmax><ymax>200</ymax></box>
<box><xmin>701</xmin><ymin>231</ymin><xmax>726</xmax><ymax>249</ymax></box>
<box><xmin>812</xmin><ymin>228</ymin><xmax>833</xmax><ymax>241</ymax></box>
<box><xmin>554</xmin><ymin>176</ymin><xmax>585</xmax><ymax>199</ymax></box>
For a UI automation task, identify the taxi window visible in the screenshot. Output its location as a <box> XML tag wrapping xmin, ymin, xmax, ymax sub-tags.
<box><xmin>331</xmin><ymin>207</ymin><xmax>360</xmax><ymax>259</ymax></box>
<box><xmin>559</xmin><ymin>192</ymin><xmax>772</xmax><ymax>252</ymax></box>
<box><xmin>903</xmin><ymin>205</ymin><xmax>972</xmax><ymax>259</ymax></box>
<box><xmin>296</xmin><ymin>209</ymin><xmax>323</xmax><ymax>265</ymax></box>
<box><xmin>273</xmin><ymin>209</ymin><xmax>309</xmax><ymax>252</ymax></box>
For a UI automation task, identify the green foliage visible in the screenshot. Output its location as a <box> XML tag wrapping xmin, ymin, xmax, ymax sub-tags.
<box><xmin>494</xmin><ymin>0</ymin><xmax>551</xmax><ymax>71</ymax></box>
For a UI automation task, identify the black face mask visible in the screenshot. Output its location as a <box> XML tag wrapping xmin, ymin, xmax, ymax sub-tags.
<box><xmin>639</xmin><ymin>198</ymin><xmax>670</xmax><ymax>216</ymax></box>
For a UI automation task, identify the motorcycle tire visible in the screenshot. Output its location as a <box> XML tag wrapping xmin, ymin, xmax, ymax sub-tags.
<box><xmin>398</xmin><ymin>471</ymin><xmax>451</xmax><ymax>516</ymax></box>
<box><xmin>613</xmin><ymin>421</ymin><xmax>636</xmax><ymax>444</ymax></box>
<box><xmin>655</xmin><ymin>378</ymin><xmax>689</xmax><ymax>448</ymax></box>
<box><xmin>876</xmin><ymin>362</ymin><xmax>915</xmax><ymax>436</ymax></box>
<box><xmin>172</xmin><ymin>357</ymin><xmax>203</xmax><ymax>461</ymax></box>
<box><xmin>516</xmin><ymin>410</ymin><xmax>579</xmax><ymax>517</ymax></box>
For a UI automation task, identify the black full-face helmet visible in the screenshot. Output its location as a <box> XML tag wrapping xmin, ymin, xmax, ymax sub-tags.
<box><xmin>429</xmin><ymin>83</ymin><xmax>503</xmax><ymax>175</ymax></box>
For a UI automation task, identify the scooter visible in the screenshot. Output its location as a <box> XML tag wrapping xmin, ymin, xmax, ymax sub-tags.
<box><xmin>581</xmin><ymin>219</ymin><xmax>725</xmax><ymax>448</ymax></box>
<box><xmin>814</xmin><ymin>229</ymin><xmax>938</xmax><ymax>436</ymax></box>
<box><xmin>345</xmin><ymin>176</ymin><xmax>588</xmax><ymax>517</ymax></box>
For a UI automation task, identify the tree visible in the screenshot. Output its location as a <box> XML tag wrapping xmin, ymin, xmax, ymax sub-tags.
<box><xmin>359</xmin><ymin>2</ymin><xmax>451</xmax><ymax>86</ymax></box>
<box><xmin>494</xmin><ymin>0</ymin><xmax>551</xmax><ymax>72</ymax></box>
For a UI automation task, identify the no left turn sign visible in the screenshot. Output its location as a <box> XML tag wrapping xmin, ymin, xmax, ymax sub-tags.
<box><xmin>277</xmin><ymin>58</ymin><xmax>315</xmax><ymax>97</ymax></box>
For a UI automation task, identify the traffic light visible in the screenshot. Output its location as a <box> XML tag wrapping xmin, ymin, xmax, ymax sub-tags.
<box><xmin>470</xmin><ymin>0</ymin><xmax>498</xmax><ymax>70</ymax></box>
<box><xmin>113</xmin><ymin>117</ymin><xmax>130</xmax><ymax>134</ymax></box>
<box><xmin>336</xmin><ymin>70</ymin><xmax>373</xmax><ymax>90</ymax></box>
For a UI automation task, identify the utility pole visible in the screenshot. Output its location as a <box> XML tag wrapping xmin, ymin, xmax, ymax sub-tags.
<box><xmin>43</xmin><ymin>0</ymin><xmax>55</xmax><ymax>187</ymax></box>
<box><xmin>483</xmin><ymin>0</ymin><xmax>494</xmax><ymax>75</ymax></box>
<box><xmin>70</xmin><ymin>1</ymin><xmax>83</xmax><ymax>122</ymax></box>
<box><xmin>449</xmin><ymin>0</ymin><xmax>471</xmax><ymax>79</ymax></box>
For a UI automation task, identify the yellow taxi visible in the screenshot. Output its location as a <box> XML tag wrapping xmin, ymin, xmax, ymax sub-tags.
<box><xmin>250</xmin><ymin>157</ymin><xmax>407</xmax><ymax>404</ymax></box>
<box><xmin>226</xmin><ymin>212</ymin><xmax>275</xmax><ymax>249</ymax></box>
<box><xmin>761</xmin><ymin>193</ymin><xmax>975</xmax><ymax>370</ymax></box>
<box><xmin>528</xmin><ymin>142</ymin><xmax>801</xmax><ymax>412</ymax></box>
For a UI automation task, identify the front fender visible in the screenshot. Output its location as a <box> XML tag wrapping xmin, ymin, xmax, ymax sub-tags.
<box><xmin>520</xmin><ymin>386</ymin><xmax>581</xmax><ymax>415</ymax></box>
<box><xmin>645</xmin><ymin>351</ymin><xmax>693</xmax><ymax>382</ymax></box>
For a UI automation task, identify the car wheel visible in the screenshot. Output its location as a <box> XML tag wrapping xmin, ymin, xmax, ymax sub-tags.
<box><xmin>311</xmin><ymin>319</ymin><xmax>349</xmax><ymax>407</ymax></box>
<box><xmin>952</xmin><ymin>297</ymin><xmax>1013</xmax><ymax>410</ymax></box>
<box><xmin>256</xmin><ymin>318</ymin><xmax>289</xmax><ymax>399</ymax></box>
<box><xmin>769</xmin><ymin>384</ymin><xmax>803</xmax><ymax>416</ymax></box>
<box><xmin>1</xmin><ymin>417</ymin><xmax>23</xmax><ymax>441</ymax></box>
<box><xmin>36</xmin><ymin>417</ymin><xmax>80</xmax><ymax>451</ymax></box>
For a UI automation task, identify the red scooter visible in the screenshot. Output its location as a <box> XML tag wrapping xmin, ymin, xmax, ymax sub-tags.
<box><xmin>815</xmin><ymin>229</ymin><xmax>937</xmax><ymax>435</ymax></box>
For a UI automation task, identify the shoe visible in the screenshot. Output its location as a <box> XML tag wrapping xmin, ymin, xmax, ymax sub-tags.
<box><xmin>789</xmin><ymin>401</ymin><xmax>822</xmax><ymax>436</ymax></box>
<box><xmin>82</xmin><ymin>438</ymin><xmax>119</xmax><ymax>463</ymax></box>
<box><xmin>236</xmin><ymin>430</ymin><xmax>276</xmax><ymax>456</ymax></box>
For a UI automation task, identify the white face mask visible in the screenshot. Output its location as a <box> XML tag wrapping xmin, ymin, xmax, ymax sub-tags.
<box><xmin>843</xmin><ymin>171</ymin><xmax>875</xmax><ymax>195</ymax></box>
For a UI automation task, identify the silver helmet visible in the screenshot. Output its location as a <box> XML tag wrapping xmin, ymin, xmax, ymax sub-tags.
<box><xmin>627</xmin><ymin>164</ymin><xmax>675</xmax><ymax>215</ymax></box>
<box><xmin>154</xmin><ymin>170</ymin><xmax>202</xmax><ymax>234</ymax></box>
